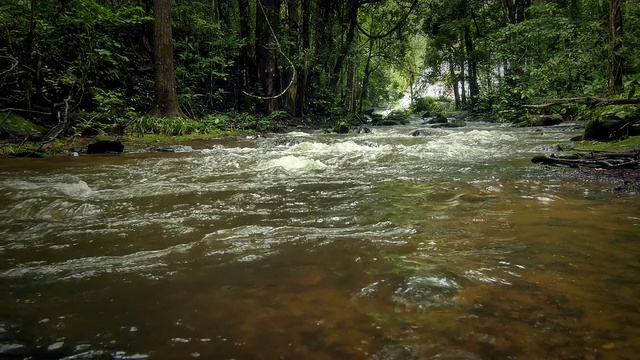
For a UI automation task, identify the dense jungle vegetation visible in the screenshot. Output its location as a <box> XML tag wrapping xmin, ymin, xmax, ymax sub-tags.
<box><xmin>1</xmin><ymin>0</ymin><xmax>639</xmax><ymax>139</ymax></box>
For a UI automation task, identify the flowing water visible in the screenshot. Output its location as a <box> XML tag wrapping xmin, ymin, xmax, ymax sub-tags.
<box><xmin>1</xmin><ymin>121</ymin><xmax>639</xmax><ymax>359</ymax></box>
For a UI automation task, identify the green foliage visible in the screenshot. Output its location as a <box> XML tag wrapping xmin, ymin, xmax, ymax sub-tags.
<box><xmin>624</xmin><ymin>73</ymin><xmax>640</xmax><ymax>99</ymax></box>
<box><xmin>130</xmin><ymin>116</ymin><xmax>200</xmax><ymax>137</ymax></box>
<box><xmin>0</xmin><ymin>112</ymin><xmax>46</xmax><ymax>135</ymax></box>
<box><xmin>408</xmin><ymin>96</ymin><xmax>453</xmax><ymax>115</ymax></box>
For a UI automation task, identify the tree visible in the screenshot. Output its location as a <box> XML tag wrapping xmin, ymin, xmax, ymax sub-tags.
<box><xmin>255</xmin><ymin>0</ymin><xmax>282</xmax><ymax>113</ymax></box>
<box><xmin>607</xmin><ymin>0</ymin><xmax>624</xmax><ymax>94</ymax></box>
<box><xmin>150</xmin><ymin>0</ymin><xmax>181</xmax><ymax>117</ymax></box>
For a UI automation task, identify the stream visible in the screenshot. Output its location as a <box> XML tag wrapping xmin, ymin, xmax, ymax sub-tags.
<box><xmin>1</xmin><ymin>120</ymin><xmax>639</xmax><ymax>359</ymax></box>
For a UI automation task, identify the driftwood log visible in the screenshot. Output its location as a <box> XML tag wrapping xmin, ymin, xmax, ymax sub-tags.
<box><xmin>523</xmin><ymin>97</ymin><xmax>640</xmax><ymax>109</ymax></box>
<box><xmin>532</xmin><ymin>150</ymin><xmax>640</xmax><ymax>169</ymax></box>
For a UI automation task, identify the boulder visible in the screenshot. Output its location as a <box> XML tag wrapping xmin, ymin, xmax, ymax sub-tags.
<box><xmin>87</xmin><ymin>140</ymin><xmax>125</xmax><ymax>154</ymax></box>
<box><xmin>513</xmin><ymin>114</ymin><xmax>563</xmax><ymax>127</ymax></box>
<box><xmin>426</xmin><ymin>114</ymin><xmax>448</xmax><ymax>124</ymax></box>
<box><xmin>583</xmin><ymin>106</ymin><xmax>640</xmax><ymax>140</ymax></box>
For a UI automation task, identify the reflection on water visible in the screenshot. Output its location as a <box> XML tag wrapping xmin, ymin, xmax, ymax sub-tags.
<box><xmin>0</xmin><ymin>123</ymin><xmax>639</xmax><ymax>359</ymax></box>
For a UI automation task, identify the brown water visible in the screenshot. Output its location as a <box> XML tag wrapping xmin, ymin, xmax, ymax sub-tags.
<box><xmin>1</xmin><ymin>123</ymin><xmax>639</xmax><ymax>359</ymax></box>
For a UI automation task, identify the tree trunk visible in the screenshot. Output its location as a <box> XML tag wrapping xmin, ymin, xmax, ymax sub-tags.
<box><xmin>464</xmin><ymin>26</ymin><xmax>478</xmax><ymax>106</ymax></box>
<box><xmin>256</xmin><ymin>0</ymin><xmax>281</xmax><ymax>114</ymax></box>
<box><xmin>294</xmin><ymin>0</ymin><xmax>310</xmax><ymax>116</ymax></box>
<box><xmin>285</xmin><ymin>0</ymin><xmax>299</xmax><ymax>116</ymax></box>
<box><xmin>449</xmin><ymin>60</ymin><xmax>460</xmax><ymax>108</ymax></box>
<box><xmin>608</xmin><ymin>0</ymin><xmax>624</xmax><ymax>94</ymax></box>
<box><xmin>238</xmin><ymin>0</ymin><xmax>253</xmax><ymax>111</ymax></box>
<box><xmin>358</xmin><ymin>39</ymin><xmax>374</xmax><ymax>113</ymax></box>
<box><xmin>330</xmin><ymin>0</ymin><xmax>359</xmax><ymax>90</ymax></box>
<box><xmin>150</xmin><ymin>0</ymin><xmax>181</xmax><ymax>117</ymax></box>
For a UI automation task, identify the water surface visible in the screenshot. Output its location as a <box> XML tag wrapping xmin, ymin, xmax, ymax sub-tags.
<box><xmin>1</xmin><ymin>122</ymin><xmax>639</xmax><ymax>359</ymax></box>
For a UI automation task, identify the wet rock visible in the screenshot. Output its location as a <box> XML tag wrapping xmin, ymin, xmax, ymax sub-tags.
<box><xmin>87</xmin><ymin>140</ymin><xmax>124</xmax><ymax>154</ymax></box>
<box><xmin>583</xmin><ymin>115</ymin><xmax>640</xmax><ymax>141</ymax></box>
<box><xmin>426</xmin><ymin>114</ymin><xmax>448</xmax><ymax>124</ymax></box>
<box><xmin>569</xmin><ymin>135</ymin><xmax>583</xmax><ymax>141</ymax></box>
<box><xmin>352</xmin><ymin>125</ymin><xmax>372</xmax><ymax>134</ymax></box>
<box><xmin>513</xmin><ymin>114</ymin><xmax>564</xmax><ymax>127</ymax></box>
<box><xmin>153</xmin><ymin>145</ymin><xmax>194</xmax><ymax>153</ymax></box>
<box><xmin>371</xmin><ymin>110</ymin><xmax>410</xmax><ymax>126</ymax></box>
<box><xmin>431</xmin><ymin>122</ymin><xmax>466</xmax><ymax>128</ymax></box>
<box><xmin>410</xmin><ymin>129</ymin><xmax>433</xmax><ymax>136</ymax></box>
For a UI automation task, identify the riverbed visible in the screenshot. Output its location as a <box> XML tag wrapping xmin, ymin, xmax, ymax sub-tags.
<box><xmin>1</xmin><ymin>122</ymin><xmax>639</xmax><ymax>359</ymax></box>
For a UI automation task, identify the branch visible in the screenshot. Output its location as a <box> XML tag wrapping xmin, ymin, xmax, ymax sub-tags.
<box><xmin>242</xmin><ymin>0</ymin><xmax>295</xmax><ymax>101</ymax></box>
<box><xmin>356</xmin><ymin>0</ymin><xmax>418</xmax><ymax>40</ymax></box>
<box><xmin>0</xmin><ymin>55</ymin><xmax>19</xmax><ymax>77</ymax></box>
<box><xmin>524</xmin><ymin>97</ymin><xmax>640</xmax><ymax>108</ymax></box>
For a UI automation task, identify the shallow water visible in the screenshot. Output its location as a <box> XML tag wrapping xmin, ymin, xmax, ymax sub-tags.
<box><xmin>1</xmin><ymin>122</ymin><xmax>639</xmax><ymax>359</ymax></box>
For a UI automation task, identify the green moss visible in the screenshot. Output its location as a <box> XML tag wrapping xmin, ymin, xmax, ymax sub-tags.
<box><xmin>0</xmin><ymin>112</ymin><xmax>47</xmax><ymax>135</ymax></box>
<box><xmin>574</xmin><ymin>136</ymin><xmax>640</xmax><ymax>152</ymax></box>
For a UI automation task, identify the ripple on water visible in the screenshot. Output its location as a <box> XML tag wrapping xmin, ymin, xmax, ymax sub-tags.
<box><xmin>393</xmin><ymin>275</ymin><xmax>463</xmax><ymax>309</ymax></box>
<box><xmin>0</xmin><ymin>241</ymin><xmax>198</xmax><ymax>281</ymax></box>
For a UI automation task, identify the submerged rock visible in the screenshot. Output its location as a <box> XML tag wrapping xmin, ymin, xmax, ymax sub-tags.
<box><xmin>352</xmin><ymin>125</ymin><xmax>372</xmax><ymax>134</ymax></box>
<box><xmin>410</xmin><ymin>129</ymin><xmax>433</xmax><ymax>136</ymax></box>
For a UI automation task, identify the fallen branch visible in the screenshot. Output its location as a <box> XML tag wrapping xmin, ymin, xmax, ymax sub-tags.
<box><xmin>524</xmin><ymin>97</ymin><xmax>640</xmax><ymax>109</ymax></box>
<box><xmin>532</xmin><ymin>150</ymin><xmax>640</xmax><ymax>169</ymax></box>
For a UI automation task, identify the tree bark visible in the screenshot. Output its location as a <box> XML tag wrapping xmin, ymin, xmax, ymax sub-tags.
<box><xmin>150</xmin><ymin>0</ymin><xmax>181</xmax><ymax>117</ymax></box>
<box><xmin>238</xmin><ymin>0</ymin><xmax>253</xmax><ymax>111</ymax></box>
<box><xmin>294</xmin><ymin>0</ymin><xmax>310</xmax><ymax>116</ymax></box>
<box><xmin>256</xmin><ymin>0</ymin><xmax>281</xmax><ymax>113</ymax></box>
<box><xmin>330</xmin><ymin>0</ymin><xmax>359</xmax><ymax>90</ymax></box>
<box><xmin>285</xmin><ymin>0</ymin><xmax>299</xmax><ymax>116</ymax></box>
<box><xmin>608</xmin><ymin>0</ymin><xmax>624</xmax><ymax>94</ymax></box>
<box><xmin>449</xmin><ymin>60</ymin><xmax>460</xmax><ymax>108</ymax></box>
<box><xmin>464</xmin><ymin>26</ymin><xmax>478</xmax><ymax>106</ymax></box>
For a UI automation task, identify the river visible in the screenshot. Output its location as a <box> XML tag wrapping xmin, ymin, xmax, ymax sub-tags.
<box><xmin>1</xmin><ymin>121</ymin><xmax>639</xmax><ymax>359</ymax></box>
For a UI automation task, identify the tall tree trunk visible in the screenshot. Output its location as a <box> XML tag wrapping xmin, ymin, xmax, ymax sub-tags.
<box><xmin>285</xmin><ymin>0</ymin><xmax>299</xmax><ymax>116</ymax></box>
<box><xmin>294</xmin><ymin>0</ymin><xmax>310</xmax><ymax>116</ymax></box>
<box><xmin>238</xmin><ymin>0</ymin><xmax>253</xmax><ymax>111</ymax></box>
<box><xmin>358</xmin><ymin>40</ymin><xmax>374</xmax><ymax>113</ymax></box>
<box><xmin>449</xmin><ymin>60</ymin><xmax>460</xmax><ymax>108</ymax></box>
<box><xmin>460</xmin><ymin>64</ymin><xmax>467</xmax><ymax>106</ymax></box>
<box><xmin>330</xmin><ymin>0</ymin><xmax>358</xmax><ymax>90</ymax></box>
<box><xmin>347</xmin><ymin>61</ymin><xmax>356</xmax><ymax>113</ymax></box>
<box><xmin>256</xmin><ymin>0</ymin><xmax>281</xmax><ymax>113</ymax></box>
<box><xmin>150</xmin><ymin>0</ymin><xmax>181</xmax><ymax>117</ymax></box>
<box><xmin>464</xmin><ymin>26</ymin><xmax>478</xmax><ymax>106</ymax></box>
<box><xmin>608</xmin><ymin>0</ymin><xmax>624</xmax><ymax>94</ymax></box>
